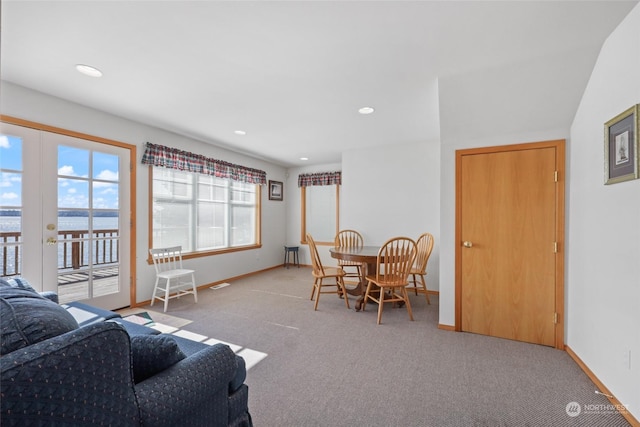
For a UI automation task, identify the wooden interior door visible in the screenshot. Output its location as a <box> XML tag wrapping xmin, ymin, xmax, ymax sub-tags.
<box><xmin>456</xmin><ymin>140</ymin><xmax>564</xmax><ymax>348</ymax></box>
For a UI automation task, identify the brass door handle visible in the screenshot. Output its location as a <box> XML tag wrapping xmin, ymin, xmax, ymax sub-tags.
<box><xmin>46</xmin><ymin>237</ymin><xmax>57</xmax><ymax>245</ymax></box>
<box><xmin>463</xmin><ymin>241</ymin><xmax>473</xmax><ymax>248</ymax></box>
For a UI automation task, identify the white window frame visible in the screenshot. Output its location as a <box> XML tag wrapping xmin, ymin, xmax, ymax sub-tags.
<box><xmin>149</xmin><ymin>167</ymin><xmax>261</xmax><ymax>258</ymax></box>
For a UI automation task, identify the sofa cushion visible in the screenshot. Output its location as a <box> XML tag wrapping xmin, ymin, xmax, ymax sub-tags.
<box><xmin>0</xmin><ymin>277</ymin><xmax>37</xmax><ymax>293</ymax></box>
<box><xmin>0</xmin><ymin>277</ymin><xmax>59</xmax><ymax>303</ymax></box>
<box><xmin>130</xmin><ymin>334</ymin><xmax>187</xmax><ymax>383</ymax></box>
<box><xmin>0</xmin><ymin>287</ymin><xmax>79</xmax><ymax>356</ymax></box>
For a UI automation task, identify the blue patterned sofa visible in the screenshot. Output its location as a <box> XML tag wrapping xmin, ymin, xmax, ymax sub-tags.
<box><xmin>0</xmin><ymin>278</ymin><xmax>253</xmax><ymax>427</ymax></box>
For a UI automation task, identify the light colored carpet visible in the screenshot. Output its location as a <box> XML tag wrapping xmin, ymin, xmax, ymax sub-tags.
<box><xmin>119</xmin><ymin>302</ymin><xmax>267</xmax><ymax>370</ymax></box>
<box><xmin>151</xmin><ymin>266</ymin><xmax>632</xmax><ymax>427</ymax></box>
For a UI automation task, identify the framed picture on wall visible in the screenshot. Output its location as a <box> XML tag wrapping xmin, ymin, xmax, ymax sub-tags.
<box><xmin>268</xmin><ymin>180</ymin><xmax>283</xmax><ymax>201</ymax></box>
<box><xmin>604</xmin><ymin>104</ymin><xmax>639</xmax><ymax>185</ymax></box>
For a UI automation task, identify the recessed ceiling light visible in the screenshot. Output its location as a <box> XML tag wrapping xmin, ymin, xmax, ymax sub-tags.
<box><xmin>300</xmin><ymin>157</ymin><xmax>309</xmax><ymax>161</ymax></box>
<box><xmin>234</xmin><ymin>130</ymin><xmax>247</xmax><ymax>135</ymax></box>
<box><xmin>75</xmin><ymin>64</ymin><xmax>103</xmax><ymax>78</ymax></box>
<box><xmin>358</xmin><ymin>106</ymin><xmax>375</xmax><ymax>115</ymax></box>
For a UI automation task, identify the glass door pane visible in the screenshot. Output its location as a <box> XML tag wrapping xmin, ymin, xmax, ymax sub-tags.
<box><xmin>54</xmin><ymin>143</ymin><xmax>125</xmax><ymax>305</ymax></box>
<box><xmin>0</xmin><ymin>133</ymin><xmax>24</xmax><ymax>277</ymax></box>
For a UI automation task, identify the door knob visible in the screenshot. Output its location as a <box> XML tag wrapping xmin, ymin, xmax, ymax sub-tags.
<box><xmin>46</xmin><ymin>237</ymin><xmax>57</xmax><ymax>245</ymax></box>
<box><xmin>463</xmin><ymin>241</ymin><xmax>473</xmax><ymax>248</ymax></box>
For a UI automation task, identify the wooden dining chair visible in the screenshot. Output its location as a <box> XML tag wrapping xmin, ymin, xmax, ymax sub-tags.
<box><xmin>307</xmin><ymin>233</ymin><xmax>350</xmax><ymax>311</ymax></box>
<box><xmin>334</xmin><ymin>229</ymin><xmax>364</xmax><ymax>285</ymax></box>
<box><xmin>362</xmin><ymin>237</ymin><xmax>417</xmax><ymax>324</ymax></box>
<box><xmin>407</xmin><ymin>232</ymin><xmax>434</xmax><ymax>304</ymax></box>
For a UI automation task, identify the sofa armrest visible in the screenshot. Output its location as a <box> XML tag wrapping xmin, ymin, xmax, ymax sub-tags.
<box><xmin>1</xmin><ymin>322</ymin><xmax>139</xmax><ymax>427</ymax></box>
<box><xmin>135</xmin><ymin>343</ymin><xmax>240</xmax><ymax>427</ymax></box>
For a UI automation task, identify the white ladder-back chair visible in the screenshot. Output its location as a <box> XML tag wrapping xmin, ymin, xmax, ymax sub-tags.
<box><xmin>149</xmin><ymin>246</ymin><xmax>198</xmax><ymax>312</ymax></box>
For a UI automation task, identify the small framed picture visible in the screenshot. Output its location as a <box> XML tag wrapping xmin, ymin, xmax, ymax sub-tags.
<box><xmin>604</xmin><ymin>104</ymin><xmax>638</xmax><ymax>185</ymax></box>
<box><xmin>268</xmin><ymin>180</ymin><xmax>283</xmax><ymax>201</ymax></box>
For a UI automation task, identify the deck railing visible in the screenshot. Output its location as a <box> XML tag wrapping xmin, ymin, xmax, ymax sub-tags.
<box><xmin>0</xmin><ymin>231</ymin><xmax>20</xmax><ymax>277</ymax></box>
<box><xmin>0</xmin><ymin>229</ymin><xmax>119</xmax><ymax>277</ymax></box>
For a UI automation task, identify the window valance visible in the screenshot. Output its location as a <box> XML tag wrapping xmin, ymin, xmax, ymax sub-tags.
<box><xmin>298</xmin><ymin>171</ymin><xmax>342</xmax><ymax>187</ymax></box>
<box><xmin>141</xmin><ymin>142</ymin><xmax>267</xmax><ymax>184</ymax></box>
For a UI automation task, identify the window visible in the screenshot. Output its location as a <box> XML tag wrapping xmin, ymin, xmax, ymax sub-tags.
<box><xmin>301</xmin><ymin>184</ymin><xmax>339</xmax><ymax>244</ymax></box>
<box><xmin>150</xmin><ymin>167</ymin><xmax>260</xmax><ymax>255</ymax></box>
<box><xmin>299</xmin><ymin>171</ymin><xmax>341</xmax><ymax>244</ymax></box>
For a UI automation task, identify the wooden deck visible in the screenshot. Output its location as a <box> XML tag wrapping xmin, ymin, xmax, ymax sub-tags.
<box><xmin>57</xmin><ymin>267</ymin><xmax>120</xmax><ymax>304</ymax></box>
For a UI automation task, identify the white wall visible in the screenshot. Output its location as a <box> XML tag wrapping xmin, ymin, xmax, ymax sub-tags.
<box><xmin>568</xmin><ymin>3</ymin><xmax>640</xmax><ymax>418</ymax></box>
<box><xmin>341</xmin><ymin>141</ymin><xmax>441</xmax><ymax>290</ymax></box>
<box><xmin>284</xmin><ymin>141</ymin><xmax>442</xmax><ymax>293</ymax></box>
<box><xmin>1</xmin><ymin>82</ymin><xmax>287</xmax><ymax>304</ymax></box>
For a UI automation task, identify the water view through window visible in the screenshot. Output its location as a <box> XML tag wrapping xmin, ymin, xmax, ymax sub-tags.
<box><xmin>1</xmin><ymin>133</ymin><xmax>122</xmax><ymax>303</ymax></box>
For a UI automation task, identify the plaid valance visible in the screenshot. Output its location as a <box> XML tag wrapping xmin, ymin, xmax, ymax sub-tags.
<box><xmin>298</xmin><ymin>171</ymin><xmax>342</xmax><ymax>187</ymax></box>
<box><xmin>141</xmin><ymin>142</ymin><xmax>267</xmax><ymax>185</ymax></box>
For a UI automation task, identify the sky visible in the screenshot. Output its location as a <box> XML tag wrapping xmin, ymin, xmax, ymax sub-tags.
<box><xmin>0</xmin><ymin>134</ymin><xmax>120</xmax><ymax>211</ymax></box>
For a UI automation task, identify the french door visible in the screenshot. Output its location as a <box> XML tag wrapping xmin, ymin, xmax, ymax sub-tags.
<box><xmin>0</xmin><ymin>121</ymin><xmax>132</xmax><ymax>309</ymax></box>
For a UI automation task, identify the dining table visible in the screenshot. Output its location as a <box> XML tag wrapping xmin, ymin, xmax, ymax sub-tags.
<box><xmin>329</xmin><ymin>245</ymin><xmax>382</xmax><ymax>311</ymax></box>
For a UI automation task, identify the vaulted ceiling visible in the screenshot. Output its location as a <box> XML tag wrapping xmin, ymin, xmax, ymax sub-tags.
<box><xmin>1</xmin><ymin>1</ymin><xmax>637</xmax><ymax>166</ymax></box>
